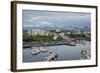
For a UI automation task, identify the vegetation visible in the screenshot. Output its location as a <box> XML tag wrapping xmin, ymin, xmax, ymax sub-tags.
<box><xmin>23</xmin><ymin>30</ymin><xmax>91</xmax><ymax>42</ymax></box>
<box><xmin>68</xmin><ymin>34</ymin><xmax>91</xmax><ymax>41</ymax></box>
<box><xmin>23</xmin><ymin>35</ymin><xmax>54</xmax><ymax>42</ymax></box>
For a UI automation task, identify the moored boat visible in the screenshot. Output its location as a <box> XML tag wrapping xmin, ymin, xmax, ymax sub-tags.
<box><xmin>39</xmin><ymin>47</ymin><xmax>48</xmax><ymax>52</ymax></box>
<box><xmin>31</xmin><ymin>47</ymin><xmax>40</xmax><ymax>55</ymax></box>
<box><xmin>43</xmin><ymin>52</ymin><xmax>58</xmax><ymax>61</ymax></box>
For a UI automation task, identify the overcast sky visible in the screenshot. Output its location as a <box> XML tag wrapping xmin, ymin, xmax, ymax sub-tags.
<box><xmin>22</xmin><ymin>10</ymin><xmax>91</xmax><ymax>29</ymax></box>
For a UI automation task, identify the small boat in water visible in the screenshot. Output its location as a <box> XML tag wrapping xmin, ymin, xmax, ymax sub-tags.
<box><xmin>39</xmin><ymin>47</ymin><xmax>48</xmax><ymax>52</ymax></box>
<box><xmin>80</xmin><ymin>49</ymin><xmax>91</xmax><ymax>59</ymax></box>
<box><xmin>31</xmin><ymin>46</ymin><xmax>48</xmax><ymax>55</ymax></box>
<box><xmin>31</xmin><ymin>50</ymin><xmax>40</xmax><ymax>55</ymax></box>
<box><xmin>31</xmin><ymin>47</ymin><xmax>40</xmax><ymax>55</ymax></box>
<box><xmin>44</xmin><ymin>52</ymin><xmax>58</xmax><ymax>61</ymax></box>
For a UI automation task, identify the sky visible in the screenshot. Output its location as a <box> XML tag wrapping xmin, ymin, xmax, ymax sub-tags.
<box><xmin>22</xmin><ymin>10</ymin><xmax>91</xmax><ymax>29</ymax></box>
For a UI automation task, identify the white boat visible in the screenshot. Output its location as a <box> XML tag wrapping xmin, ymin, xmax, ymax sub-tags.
<box><xmin>31</xmin><ymin>50</ymin><xmax>40</xmax><ymax>55</ymax></box>
<box><xmin>44</xmin><ymin>52</ymin><xmax>58</xmax><ymax>61</ymax></box>
<box><xmin>31</xmin><ymin>47</ymin><xmax>40</xmax><ymax>55</ymax></box>
<box><xmin>39</xmin><ymin>47</ymin><xmax>48</xmax><ymax>52</ymax></box>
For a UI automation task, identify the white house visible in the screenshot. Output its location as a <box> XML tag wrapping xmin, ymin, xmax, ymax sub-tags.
<box><xmin>59</xmin><ymin>33</ymin><xmax>66</xmax><ymax>39</ymax></box>
<box><xmin>53</xmin><ymin>36</ymin><xmax>58</xmax><ymax>40</ymax></box>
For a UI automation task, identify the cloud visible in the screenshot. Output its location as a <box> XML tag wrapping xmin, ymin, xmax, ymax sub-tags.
<box><xmin>38</xmin><ymin>21</ymin><xmax>52</xmax><ymax>25</ymax></box>
<box><xmin>24</xmin><ymin>19</ymin><xmax>32</xmax><ymax>22</ymax></box>
<box><xmin>23</xmin><ymin>24</ymin><xmax>33</xmax><ymax>27</ymax></box>
<box><xmin>23</xmin><ymin>10</ymin><xmax>91</xmax><ymax>28</ymax></box>
<box><xmin>24</xmin><ymin>16</ymin><xmax>41</xmax><ymax>22</ymax></box>
<box><xmin>31</xmin><ymin>16</ymin><xmax>41</xmax><ymax>20</ymax></box>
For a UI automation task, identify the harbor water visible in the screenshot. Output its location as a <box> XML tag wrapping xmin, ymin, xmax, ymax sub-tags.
<box><xmin>23</xmin><ymin>41</ymin><xmax>91</xmax><ymax>62</ymax></box>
